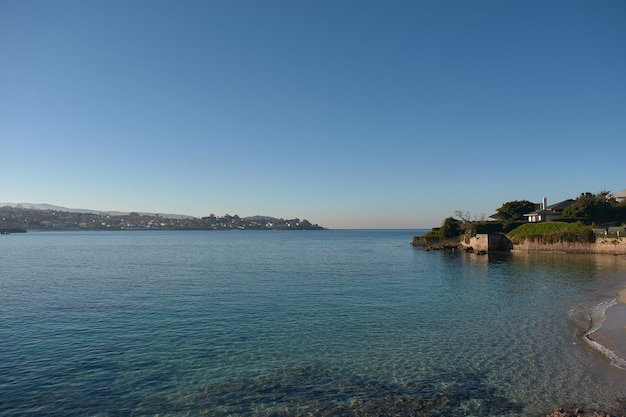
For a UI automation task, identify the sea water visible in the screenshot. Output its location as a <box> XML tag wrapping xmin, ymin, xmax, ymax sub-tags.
<box><xmin>1</xmin><ymin>230</ymin><xmax>625</xmax><ymax>416</ymax></box>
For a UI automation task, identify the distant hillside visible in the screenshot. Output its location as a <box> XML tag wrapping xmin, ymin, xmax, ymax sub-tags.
<box><xmin>0</xmin><ymin>204</ymin><xmax>325</xmax><ymax>231</ymax></box>
<box><xmin>0</xmin><ymin>203</ymin><xmax>193</xmax><ymax>219</ymax></box>
<box><xmin>243</xmin><ymin>215</ymin><xmax>280</xmax><ymax>222</ymax></box>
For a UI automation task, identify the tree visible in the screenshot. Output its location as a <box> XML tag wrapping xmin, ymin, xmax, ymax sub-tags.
<box><xmin>495</xmin><ymin>200</ymin><xmax>537</xmax><ymax>222</ymax></box>
<box><xmin>441</xmin><ymin>217</ymin><xmax>462</xmax><ymax>238</ymax></box>
<box><xmin>454</xmin><ymin>210</ymin><xmax>471</xmax><ymax>223</ymax></box>
<box><xmin>562</xmin><ymin>191</ymin><xmax>614</xmax><ymax>225</ymax></box>
<box><xmin>616</xmin><ymin>200</ymin><xmax>626</xmax><ymax>225</ymax></box>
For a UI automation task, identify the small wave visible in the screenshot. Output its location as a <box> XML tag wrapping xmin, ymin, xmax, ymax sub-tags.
<box><xmin>583</xmin><ymin>298</ymin><xmax>626</xmax><ymax>370</ymax></box>
<box><xmin>587</xmin><ymin>299</ymin><xmax>617</xmax><ymax>333</ymax></box>
<box><xmin>584</xmin><ymin>335</ymin><xmax>626</xmax><ymax>370</ymax></box>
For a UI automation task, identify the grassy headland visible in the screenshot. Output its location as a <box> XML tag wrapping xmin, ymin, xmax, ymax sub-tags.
<box><xmin>507</xmin><ymin>222</ymin><xmax>595</xmax><ymax>245</ymax></box>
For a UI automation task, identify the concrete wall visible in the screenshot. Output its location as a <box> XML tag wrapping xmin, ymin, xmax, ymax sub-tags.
<box><xmin>465</xmin><ymin>234</ymin><xmax>489</xmax><ymax>252</ymax></box>
<box><xmin>463</xmin><ymin>233</ymin><xmax>513</xmax><ymax>252</ymax></box>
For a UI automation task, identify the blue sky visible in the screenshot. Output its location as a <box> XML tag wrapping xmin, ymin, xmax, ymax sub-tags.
<box><xmin>1</xmin><ymin>1</ymin><xmax>624</xmax><ymax>228</ymax></box>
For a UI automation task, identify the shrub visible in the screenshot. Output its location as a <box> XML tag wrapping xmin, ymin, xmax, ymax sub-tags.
<box><xmin>422</xmin><ymin>228</ymin><xmax>442</xmax><ymax>243</ymax></box>
<box><xmin>469</xmin><ymin>221</ymin><xmax>504</xmax><ymax>235</ymax></box>
<box><xmin>502</xmin><ymin>221</ymin><xmax>527</xmax><ymax>233</ymax></box>
<box><xmin>441</xmin><ymin>217</ymin><xmax>462</xmax><ymax>238</ymax></box>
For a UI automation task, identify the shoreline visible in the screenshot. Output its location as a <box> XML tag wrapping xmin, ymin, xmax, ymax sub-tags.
<box><xmin>584</xmin><ymin>284</ymin><xmax>626</xmax><ymax>370</ymax></box>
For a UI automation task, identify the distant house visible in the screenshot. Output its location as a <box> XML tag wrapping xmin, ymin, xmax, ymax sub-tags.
<box><xmin>613</xmin><ymin>189</ymin><xmax>626</xmax><ymax>203</ymax></box>
<box><xmin>523</xmin><ymin>197</ymin><xmax>575</xmax><ymax>222</ymax></box>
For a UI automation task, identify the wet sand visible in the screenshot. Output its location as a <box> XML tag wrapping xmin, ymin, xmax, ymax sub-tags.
<box><xmin>586</xmin><ymin>286</ymin><xmax>626</xmax><ymax>369</ymax></box>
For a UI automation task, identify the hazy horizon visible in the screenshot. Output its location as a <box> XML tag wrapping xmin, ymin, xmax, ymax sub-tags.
<box><xmin>2</xmin><ymin>1</ymin><xmax>624</xmax><ymax>229</ymax></box>
<box><xmin>1</xmin><ymin>201</ymin><xmax>434</xmax><ymax>229</ymax></box>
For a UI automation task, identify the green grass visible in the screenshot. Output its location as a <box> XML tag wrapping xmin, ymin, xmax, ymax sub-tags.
<box><xmin>508</xmin><ymin>222</ymin><xmax>595</xmax><ymax>244</ymax></box>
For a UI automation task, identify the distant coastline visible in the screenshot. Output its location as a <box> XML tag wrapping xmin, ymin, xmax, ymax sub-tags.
<box><xmin>0</xmin><ymin>228</ymin><xmax>27</xmax><ymax>234</ymax></box>
<box><xmin>0</xmin><ymin>203</ymin><xmax>325</xmax><ymax>231</ymax></box>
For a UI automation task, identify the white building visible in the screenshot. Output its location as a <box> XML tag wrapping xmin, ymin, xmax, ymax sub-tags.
<box><xmin>523</xmin><ymin>197</ymin><xmax>576</xmax><ymax>222</ymax></box>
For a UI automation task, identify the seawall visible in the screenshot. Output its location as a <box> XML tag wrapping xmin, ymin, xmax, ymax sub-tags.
<box><xmin>462</xmin><ymin>233</ymin><xmax>513</xmax><ymax>252</ymax></box>
<box><xmin>512</xmin><ymin>237</ymin><xmax>626</xmax><ymax>255</ymax></box>
<box><xmin>418</xmin><ymin>233</ymin><xmax>626</xmax><ymax>255</ymax></box>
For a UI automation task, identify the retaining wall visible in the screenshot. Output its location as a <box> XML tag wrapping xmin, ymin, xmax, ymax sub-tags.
<box><xmin>462</xmin><ymin>233</ymin><xmax>513</xmax><ymax>252</ymax></box>
<box><xmin>512</xmin><ymin>237</ymin><xmax>626</xmax><ymax>255</ymax></box>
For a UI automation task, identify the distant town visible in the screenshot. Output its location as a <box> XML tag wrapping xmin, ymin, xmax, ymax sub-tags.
<box><xmin>0</xmin><ymin>204</ymin><xmax>325</xmax><ymax>232</ymax></box>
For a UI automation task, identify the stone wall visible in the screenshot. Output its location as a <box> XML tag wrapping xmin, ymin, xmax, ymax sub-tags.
<box><xmin>462</xmin><ymin>233</ymin><xmax>513</xmax><ymax>252</ymax></box>
<box><xmin>466</xmin><ymin>234</ymin><xmax>489</xmax><ymax>252</ymax></box>
<box><xmin>513</xmin><ymin>237</ymin><xmax>626</xmax><ymax>255</ymax></box>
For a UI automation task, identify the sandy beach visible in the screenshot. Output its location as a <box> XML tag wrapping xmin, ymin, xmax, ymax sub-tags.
<box><xmin>586</xmin><ymin>285</ymin><xmax>626</xmax><ymax>370</ymax></box>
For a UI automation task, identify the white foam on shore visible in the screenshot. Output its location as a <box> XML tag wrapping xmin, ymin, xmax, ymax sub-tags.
<box><xmin>587</xmin><ymin>299</ymin><xmax>616</xmax><ymax>333</ymax></box>
<box><xmin>583</xmin><ymin>298</ymin><xmax>626</xmax><ymax>370</ymax></box>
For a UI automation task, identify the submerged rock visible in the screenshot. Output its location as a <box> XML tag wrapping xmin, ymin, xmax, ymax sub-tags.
<box><xmin>194</xmin><ymin>365</ymin><xmax>523</xmax><ymax>416</ymax></box>
<box><xmin>545</xmin><ymin>405</ymin><xmax>622</xmax><ymax>417</ymax></box>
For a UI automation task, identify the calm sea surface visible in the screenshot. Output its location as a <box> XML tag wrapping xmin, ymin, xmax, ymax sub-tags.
<box><xmin>1</xmin><ymin>230</ymin><xmax>625</xmax><ymax>416</ymax></box>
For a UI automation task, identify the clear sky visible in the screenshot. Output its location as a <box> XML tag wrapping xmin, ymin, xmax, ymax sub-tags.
<box><xmin>1</xmin><ymin>1</ymin><xmax>625</xmax><ymax>229</ymax></box>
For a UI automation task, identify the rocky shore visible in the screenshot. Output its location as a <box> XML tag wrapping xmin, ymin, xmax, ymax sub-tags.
<box><xmin>411</xmin><ymin>236</ymin><xmax>464</xmax><ymax>251</ymax></box>
<box><xmin>0</xmin><ymin>228</ymin><xmax>27</xmax><ymax>234</ymax></box>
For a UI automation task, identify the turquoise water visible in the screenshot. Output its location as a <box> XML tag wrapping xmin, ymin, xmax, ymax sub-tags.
<box><xmin>1</xmin><ymin>230</ymin><xmax>625</xmax><ymax>416</ymax></box>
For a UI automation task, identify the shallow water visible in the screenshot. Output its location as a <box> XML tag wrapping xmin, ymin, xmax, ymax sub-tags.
<box><xmin>0</xmin><ymin>230</ymin><xmax>625</xmax><ymax>416</ymax></box>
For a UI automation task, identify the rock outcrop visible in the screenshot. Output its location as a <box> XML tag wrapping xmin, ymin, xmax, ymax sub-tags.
<box><xmin>411</xmin><ymin>236</ymin><xmax>462</xmax><ymax>251</ymax></box>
